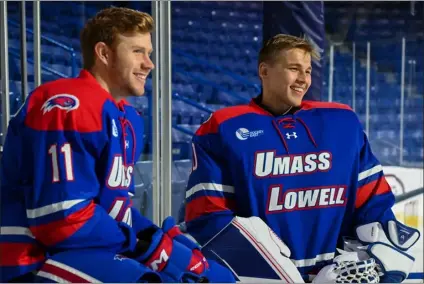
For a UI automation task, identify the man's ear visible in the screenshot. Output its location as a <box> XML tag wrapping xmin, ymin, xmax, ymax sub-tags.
<box><xmin>258</xmin><ymin>62</ymin><xmax>268</xmax><ymax>81</ymax></box>
<box><xmin>94</xmin><ymin>42</ymin><xmax>110</xmax><ymax>66</ymax></box>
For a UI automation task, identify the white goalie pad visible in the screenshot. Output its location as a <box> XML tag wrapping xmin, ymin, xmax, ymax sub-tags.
<box><xmin>200</xmin><ymin>216</ymin><xmax>304</xmax><ymax>283</ymax></box>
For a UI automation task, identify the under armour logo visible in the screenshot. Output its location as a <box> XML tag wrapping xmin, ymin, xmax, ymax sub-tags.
<box><xmin>125</xmin><ymin>140</ymin><xmax>129</xmax><ymax>149</ymax></box>
<box><xmin>286</xmin><ymin>132</ymin><xmax>297</xmax><ymax>139</ymax></box>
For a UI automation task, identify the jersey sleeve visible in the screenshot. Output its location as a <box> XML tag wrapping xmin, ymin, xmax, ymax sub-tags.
<box><xmin>131</xmin><ymin>206</ymin><xmax>158</xmax><ymax>234</ymax></box>
<box><xmin>184</xmin><ymin>115</ymin><xmax>236</xmax><ymax>245</ymax></box>
<box><xmin>353</xmin><ymin>129</ymin><xmax>396</xmax><ymax>227</ymax></box>
<box><xmin>93</xmin><ymin>105</ymin><xmax>156</xmax><ymax>237</ymax></box>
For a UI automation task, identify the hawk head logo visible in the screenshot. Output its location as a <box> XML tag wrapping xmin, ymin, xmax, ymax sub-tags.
<box><xmin>41</xmin><ymin>94</ymin><xmax>80</xmax><ymax>114</ymax></box>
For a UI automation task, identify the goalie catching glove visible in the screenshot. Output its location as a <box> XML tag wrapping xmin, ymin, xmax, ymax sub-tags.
<box><xmin>313</xmin><ymin>219</ymin><xmax>420</xmax><ymax>283</ymax></box>
<box><xmin>126</xmin><ymin>216</ymin><xmax>235</xmax><ymax>283</ymax></box>
<box><xmin>312</xmin><ymin>250</ymin><xmax>380</xmax><ymax>283</ymax></box>
<box><xmin>346</xmin><ymin>220</ymin><xmax>420</xmax><ymax>283</ymax></box>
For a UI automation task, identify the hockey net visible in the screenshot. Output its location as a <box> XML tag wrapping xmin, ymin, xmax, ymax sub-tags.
<box><xmin>333</xmin><ymin>258</ymin><xmax>380</xmax><ymax>283</ymax></box>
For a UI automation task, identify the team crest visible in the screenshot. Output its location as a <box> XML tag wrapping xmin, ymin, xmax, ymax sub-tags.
<box><xmin>41</xmin><ymin>94</ymin><xmax>80</xmax><ymax>114</ymax></box>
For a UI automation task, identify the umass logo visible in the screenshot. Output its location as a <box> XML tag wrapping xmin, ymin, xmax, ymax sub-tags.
<box><xmin>41</xmin><ymin>94</ymin><xmax>80</xmax><ymax>114</ymax></box>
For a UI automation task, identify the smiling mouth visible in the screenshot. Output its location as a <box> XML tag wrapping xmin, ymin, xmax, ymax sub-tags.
<box><xmin>134</xmin><ymin>73</ymin><xmax>147</xmax><ymax>82</ymax></box>
<box><xmin>290</xmin><ymin>86</ymin><xmax>304</xmax><ymax>94</ymax></box>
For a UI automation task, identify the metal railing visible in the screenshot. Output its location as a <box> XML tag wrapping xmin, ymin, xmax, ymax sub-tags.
<box><xmin>9</xmin><ymin>48</ymin><xmax>69</xmax><ymax>79</ymax></box>
<box><xmin>8</xmin><ymin>19</ymin><xmax>77</xmax><ymax>77</ymax></box>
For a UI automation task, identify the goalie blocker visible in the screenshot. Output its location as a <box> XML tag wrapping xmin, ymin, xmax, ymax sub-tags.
<box><xmin>199</xmin><ymin>216</ymin><xmax>304</xmax><ymax>283</ymax></box>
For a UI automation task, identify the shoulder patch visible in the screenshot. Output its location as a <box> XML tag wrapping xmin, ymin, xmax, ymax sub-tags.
<box><xmin>25</xmin><ymin>77</ymin><xmax>112</xmax><ymax>133</ymax></box>
<box><xmin>41</xmin><ymin>94</ymin><xmax>80</xmax><ymax>114</ymax></box>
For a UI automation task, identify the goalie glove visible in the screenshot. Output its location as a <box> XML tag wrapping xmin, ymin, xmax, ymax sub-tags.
<box><xmin>346</xmin><ymin>220</ymin><xmax>420</xmax><ymax>283</ymax></box>
<box><xmin>312</xmin><ymin>250</ymin><xmax>380</xmax><ymax>283</ymax></box>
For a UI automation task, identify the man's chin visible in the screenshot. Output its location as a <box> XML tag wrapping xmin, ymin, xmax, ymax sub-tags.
<box><xmin>132</xmin><ymin>87</ymin><xmax>146</xmax><ymax>96</ymax></box>
<box><xmin>288</xmin><ymin>99</ymin><xmax>302</xmax><ymax>107</ymax></box>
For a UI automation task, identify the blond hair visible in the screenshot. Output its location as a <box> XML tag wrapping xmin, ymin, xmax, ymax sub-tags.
<box><xmin>258</xmin><ymin>34</ymin><xmax>320</xmax><ymax>66</ymax></box>
<box><xmin>80</xmin><ymin>7</ymin><xmax>154</xmax><ymax>70</ymax></box>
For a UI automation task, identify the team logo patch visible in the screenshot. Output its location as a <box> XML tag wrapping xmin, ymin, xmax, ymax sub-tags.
<box><xmin>41</xmin><ymin>94</ymin><xmax>80</xmax><ymax>114</ymax></box>
<box><xmin>235</xmin><ymin>127</ymin><xmax>264</xmax><ymax>140</ymax></box>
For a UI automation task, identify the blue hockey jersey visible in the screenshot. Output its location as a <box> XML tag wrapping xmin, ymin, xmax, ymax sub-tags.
<box><xmin>184</xmin><ymin>98</ymin><xmax>396</xmax><ymax>279</ymax></box>
<box><xmin>0</xmin><ymin>70</ymin><xmax>155</xmax><ymax>281</ymax></box>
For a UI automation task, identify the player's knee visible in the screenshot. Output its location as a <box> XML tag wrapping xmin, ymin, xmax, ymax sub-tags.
<box><xmin>35</xmin><ymin>249</ymin><xmax>161</xmax><ymax>283</ymax></box>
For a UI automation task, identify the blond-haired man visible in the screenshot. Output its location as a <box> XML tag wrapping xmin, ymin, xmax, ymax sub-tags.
<box><xmin>184</xmin><ymin>34</ymin><xmax>419</xmax><ymax>283</ymax></box>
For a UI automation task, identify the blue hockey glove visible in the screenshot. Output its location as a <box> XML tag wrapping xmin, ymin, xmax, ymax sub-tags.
<box><xmin>160</xmin><ymin>217</ymin><xmax>236</xmax><ymax>283</ymax></box>
<box><xmin>130</xmin><ymin>217</ymin><xmax>210</xmax><ymax>282</ymax></box>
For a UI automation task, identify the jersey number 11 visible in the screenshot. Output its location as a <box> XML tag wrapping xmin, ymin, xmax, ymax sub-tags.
<box><xmin>49</xmin><ymin>143</ymin><xmax>74</xmax><ymax>182</ymax></box>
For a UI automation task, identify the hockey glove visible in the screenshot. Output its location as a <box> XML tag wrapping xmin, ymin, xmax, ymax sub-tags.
<box><xmin>127</xmin><ymin>216</ymin><xmax>209</xmax><ymax>283</ymax></box>
<box><xmin>159</xmin><ymin>217</ymin><xmax>235</xmax><ymax>283</ymax></box>
<box><xmin>312</xmin><ymin>250</ymin><xmax>379</xmax><ymax>283</ymax></box>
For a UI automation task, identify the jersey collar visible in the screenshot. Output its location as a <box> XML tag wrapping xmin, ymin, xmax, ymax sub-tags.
<box><xmin>249</xmin><ymin>94</ymin><xmax>301</xmax><ymax>117</ymax></box>
<box><xmin>78</xmin><ymin>69</ymin><xmax>131</xmax><ymax>109</ymax></box>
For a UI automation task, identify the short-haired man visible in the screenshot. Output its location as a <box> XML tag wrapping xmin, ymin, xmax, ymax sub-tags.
<box><xmin>184</xmin><ymin>34</ymin><xmax>420</xmax><ymax>282</ymax></box>
<box><xmin>0</xmin><ymin>7</ymin><xmax>234</xmax><ymax>283</ymax></box>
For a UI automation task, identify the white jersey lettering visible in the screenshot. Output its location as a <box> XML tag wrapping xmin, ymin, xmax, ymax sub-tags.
<box><xmin>291</xmin><ymin>156</ymin><xmax>304</xmax><ymax>173</ymax></box>
<box><xmin>284</xmin><ymin>192</ymin><xmax>297</xmax><ymax>210</ymax></box>
<box><xmin>267</xmin><ymin>186</ymin><xmax>346</xmax><ymax>213</ymax></box>
<box><xmin>273</xmin><ymin>156</ymin><xmax>291</xmax><ymax>175</ymax></box>
<box><xmin>304</xmin><ymin>153</ymin><xmax>318</xmax><ymax>172</ymax></box>
<box><xmin>107</xmin><ymin>156</ymin><xmax>134</xmax><ymax>188</ymax></box>
<box><xmin>298</xmin><ymin>190</ymin><xmax>320</xmax><ymax>208</ymax></box>
<box><xmin>254</xmin><ymin>151</ymin><xmax>332</xmax><ymax>178</ymax></box>
<box><xmin>122</xmin><ymin>207</ymin><xmax>132</xmax><ymax>227</ymax></box>
<box><xmin>255</xmin><ymin>152</ymin><xmax>275</xmax><ymax>177</ymax></box>
<box><xmin>268</xmin><ymin>186</ymin><xmax>283</xmax><ymax>211</ymax></box>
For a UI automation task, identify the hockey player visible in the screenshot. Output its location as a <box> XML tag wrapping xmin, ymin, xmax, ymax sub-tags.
<box><xmin>0</xmin><ymin>7</ymin><xmax>234</xmax><ymax>283</ymax></box>
<box><xmin>184</xmin><ymin>34</ymin><xmax>420</xmax><ymax>282</ymax></box>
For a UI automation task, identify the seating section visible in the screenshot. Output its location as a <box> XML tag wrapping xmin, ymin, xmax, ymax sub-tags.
<box><xmin>133</xmin><ymin>159</ymin><xmax>192</xmax><ymax>220</ymax></box>
<box><xmin>2</xmin><ymin>1</ymin><xmax>422</xmax><ymax>219</ymax></box>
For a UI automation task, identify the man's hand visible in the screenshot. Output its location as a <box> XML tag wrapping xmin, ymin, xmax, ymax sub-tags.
<box><xmin>130</xmin><ymin>217</ymin><xmax>209</xmax><ymax>282</ymax></box>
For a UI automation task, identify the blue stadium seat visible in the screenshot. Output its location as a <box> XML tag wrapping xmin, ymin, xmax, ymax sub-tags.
<box><xmin>172</xmin><ymin>181</ymin><xmax>187</xmax><ymax>219</ymax></box>
<box><xmin>173</xmin><ymin>159</ymin><xmax>193</xmax><ymax>222</ymax></box>
<box><xmin>134</xmin><ymin>161</ymin><xmax>153</xmax><ymax>219</ymax></box>
<box><xmin>174</xmin><ymin>159</ymin><xmax>193</xmax><ymax>182</ymax></box>
<box><xmin>172</xmin><ymin>128</ymin><xmax>192</xmax><ymax>160</ymax></box>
